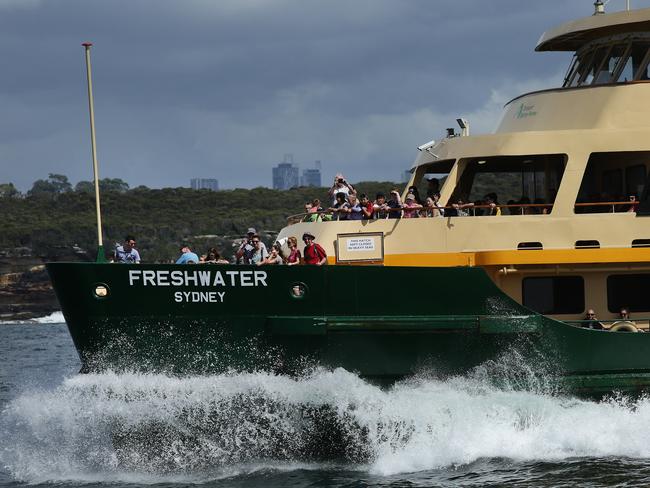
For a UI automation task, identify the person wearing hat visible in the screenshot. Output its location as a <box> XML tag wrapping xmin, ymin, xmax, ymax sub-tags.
<box><xmin>235</xmin><ymin>227</ymin><xmax>267</xmax><ymax>264</ymax></box>
<box><xmin>403</xmin><ymin>193</ymin><xmax>422</xmax><ymax>218</ymax></box>
<box><xmin>176</xmin><ymin>244</ymin><xmax>199</xmax><ymax>264</ymax></box>
<box><xmin>302</xmin><ymin>232</ymin><xmax>327</xmax><ymax>265</ymax></box>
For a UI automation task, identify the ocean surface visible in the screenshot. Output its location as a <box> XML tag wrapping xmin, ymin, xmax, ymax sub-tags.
<box><xmin>3</xmin><ymin>316</ymin><xmax>650</xmax><ymax>487</ymax></box>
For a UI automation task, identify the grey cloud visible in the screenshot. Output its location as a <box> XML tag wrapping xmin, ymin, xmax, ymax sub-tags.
<box><xmin>1</xmin><ymin>0</ymin><xmax>647</xmax><ymax>190</ymax></box>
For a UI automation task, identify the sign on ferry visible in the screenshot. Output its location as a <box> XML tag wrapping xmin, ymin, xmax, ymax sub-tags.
<box><xmin>336</xmin><ymin>232</ymin><xmax>384</xmax><ymax>263</ymax></box>
<box><xmin>127</xmin><ymin>269</ymin><xmax>268</xmax><ymax>303</ymax></box>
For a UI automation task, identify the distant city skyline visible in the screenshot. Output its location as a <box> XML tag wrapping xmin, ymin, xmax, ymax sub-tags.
<box><xmin>190</xmin><ymin>178</ymin><xmax>219</xmax><ymax>191</ymax></box>
<box><xmin>272</xmin><ymin>154</ymin><xmax>322</xmax><ymax>190</ymax></box>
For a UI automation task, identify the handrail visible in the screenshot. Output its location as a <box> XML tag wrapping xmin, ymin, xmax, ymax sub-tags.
<box><xmin>564</xmin><ymin>318</ymin><xmax>649</xmax><ymax>330</ymax></box>
<box><xmin>575</xmin><ymin>200</ymin><xmax>638</xmax><ymax>213</ymax></box>
<box><xmin>287</xmin><ymin>200</ymin><xmax>638</xmax><ymax>224</ymax></box>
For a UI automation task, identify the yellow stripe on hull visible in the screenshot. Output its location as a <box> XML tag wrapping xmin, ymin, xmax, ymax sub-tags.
<box><xmin>378</xmin><ymin>247</ymin><xmax>650</xmax><ymax>267</ymax></box>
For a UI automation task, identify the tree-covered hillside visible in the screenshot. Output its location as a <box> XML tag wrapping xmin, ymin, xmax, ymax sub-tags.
<box><xmin>0</xmin><ymin>176</ymin><xmax>400</xmax><ymax>262</ymax></box>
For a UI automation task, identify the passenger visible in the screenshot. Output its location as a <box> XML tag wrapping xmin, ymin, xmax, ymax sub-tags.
<box><xmin>114</xmin><ymin>235</ymin><xmax>141</xmax><ymax>264</ymax></box>
<box><xmin>402</xmin><ymin>193</ymin><xmax>422</xmax><ymax>218</ymax></box>
<box><xmin>387</xmin><ymin>189</ymin><xmax>403</xmax><ymax>219</ymax></box>
<box><xmin>519</xmin><ymin>196</ymin><xmax>533</xmax><ymax>215</ymax></box>
<box><xmin>619</xmin><ymin>307</ymin><xmax>633</xmax><ymax>322</ymax></box>
<box><xmin>347</xmin><ymin>194</ymin><xmax>363</xmax><ymax>220</ymax></box>
<box><xmin>329</xmin><ymin>192</ymin><xmax>350</xmax><ymax>221</ymax></box>
<box><xmin>484</xmin><ymin>193</ymin><xmax>501</xmax><ymax>216</ymax></box>
<box><xmin>204</xmin><ymin>247</ymin><xmax>229</xmax><ymax>264</ymax></box>
<box><xmin>448</xmin><ymin>195</ymin><xmax>473</xmax><ymax>216</ymax></box>
<box><xmin>249</xmin><ymin>235</ymin><xmax>269</xmax><ymax>265</ymax></box>
<box><xmin>285</xmin><ymin>236</ymin><xmax>302</xmax><ymax>266</ymax></box>
<box><xmin>176</xmin><ymin>244</ymin><xmax>200</xmax><ymax>264</ymax></box>
<box><xmin>373</xmin><ymin>192</ymin><xmax>389</xmax><ymax>219</ymax></box>
<box><xmin>260</xmin><ymin>243</ymin><xmax>283</xmax><ymax>265</ymax></box>
<box><xmin>235</xmin><ymin>228</ymin><xmax>257</xmax><ymax>264</ymax></box>
<box><xmin>304</xmin><ymin>199</ymin><xmax>324</xmax><ymax>222</ymax></box>
<box><xmin>533</xmin><ymin>198</ymin><xmax>548</xmax><ymax>214</ymax></box>
<box><xmin>359</xmin><ymin>193</ymin><xmax>374</xmax><ymax>220</ymax></box>
<box><xmin>408</xmin><ymin>185</ymin><xmax>423</xmax><ymax>205</ymax></box>
<box><xmin>426</xmin><ymin>177</ymin><xmax>440</xmax><ymax>199</ymax></box>
<box><xmin>611</xmin><ymin>307</ymin><xmax>640</xmax><ymax>332</ymax></box>
<box><xmin>582</xmin><ymin>309</ymin><xmax>604</xmax><ymax>330</ymax></box>
<box><xmin>427</xmin><ymin>193</ymin><xmax>445</xmax><ymax>217</ymax></box>
<box><xmin>506</xmin><ymin>199</ymin><xmax>518</xmax><ymax>215</ymax></box>
<box><xmin>627</xmin><ymin>195</ymin><xmax>639</xmax><ymax>213</ymax></box>
<box><xmin>328</xmin><ymin>173</ymin><xmax>355</xmax><ymax>205</ymax></box>
<box><xmin>473</xmin><ymin>199</ymin><xmax>486</xmax><ymax>217</ymax></box>
<box><xmin>302</xmin><ymin>232</ymin><xmax>327</xmax><ymax>265</ymax></box>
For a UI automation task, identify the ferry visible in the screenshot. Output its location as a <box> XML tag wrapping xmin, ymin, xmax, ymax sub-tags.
<box><xmin>48</xmin><ymin>4</ymin><xmax>650</xmax><ymax>395</ymax></box>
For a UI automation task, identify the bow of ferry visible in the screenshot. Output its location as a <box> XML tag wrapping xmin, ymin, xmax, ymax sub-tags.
<box><xmin>48</xmin><ymin>6</ymin><xmax>650</xmax><ymax>395</ymax></box>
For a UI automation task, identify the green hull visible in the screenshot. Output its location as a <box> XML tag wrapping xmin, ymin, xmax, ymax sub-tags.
<box><xmin>46</xmin><ymin>263</ymin><xmax>650</xmax><ymax>395</ymax></box>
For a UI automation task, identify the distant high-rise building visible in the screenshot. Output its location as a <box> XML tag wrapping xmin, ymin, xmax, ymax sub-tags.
<box><xmin>190</xmin><ymin>178</ymin><xmax>219</xmax><ymax>191</ymax></box>
<box><xmin>272</xmin><ymin>158</ymin><xmax>300</xmax><ymax>190</ymax></box>
<box><xmin>301</xmin><ymin>167</ymin><xmax>322</xmax><ymax>187</ymax></box>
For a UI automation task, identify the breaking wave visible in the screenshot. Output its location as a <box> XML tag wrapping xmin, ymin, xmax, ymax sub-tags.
<box><xmin>0</xmin><ymin>311</ymin><xmax>64</xmax><ymax>325</ymax></box>
<box><xmin>3</xmin><ymin>364</ymin><xmax>650</xmax><ymax>484</ymax></box>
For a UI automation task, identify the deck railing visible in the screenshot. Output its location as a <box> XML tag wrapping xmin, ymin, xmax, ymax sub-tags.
<box><xmin>563</xmin><ymin>318</ymin><xmax>649</xmax><ymax>331</ymax></box>
<box><xmin>287</xmin><ymin>200</ymin><xmax>638</xmax><ymax>224</ymax></box>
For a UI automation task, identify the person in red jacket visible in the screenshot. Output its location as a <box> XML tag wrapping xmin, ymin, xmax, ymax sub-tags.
<box><xmin>302</xmin><ymin>232</ymin><xmax>327</xmax><ymax>265</ymax></box>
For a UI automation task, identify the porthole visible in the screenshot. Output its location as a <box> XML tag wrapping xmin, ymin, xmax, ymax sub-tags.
<box><xmin>289</xmin><ymin>282</ymin><xmax>308</xmax><ymax>300</ymax></box>
<box><xmin>93</xmin><ymin>283</ymin><xmax>109</xmax><ymax>299</ymax></box>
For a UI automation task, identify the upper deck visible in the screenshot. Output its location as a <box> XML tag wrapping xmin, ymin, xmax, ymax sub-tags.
<box><xmin>279</xmin><ymin>6</ymin><xmax>650</xmax><ymax>265</ymax></box>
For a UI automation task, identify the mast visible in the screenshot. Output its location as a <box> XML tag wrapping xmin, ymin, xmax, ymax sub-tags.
<box><xmin>82</xmin><ymin>42</ymin><xmax>106</xmax><ymax>263</ymax></box>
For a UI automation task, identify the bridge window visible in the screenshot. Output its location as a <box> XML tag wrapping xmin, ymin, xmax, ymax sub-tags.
<box><xmin>564</xmin><ymin>39</ymin><xmax>650</xmax><ymax>87</ymax></box>
<box><xmin>523</xmin><ymin>276</ymin><xmax>585</xmax><ymax>315</ymax></box>
<box><xmin>450</xmin><ymin>154</ymin><xmax>565</xmax><ymax>215</ymax></box>
<box><xmin>575</xmin><ymin>152</ymin><xmax>649</xmax><ymax>214</ymax></box>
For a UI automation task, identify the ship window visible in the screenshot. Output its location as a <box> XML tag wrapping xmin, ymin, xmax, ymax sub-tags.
<box><xmin>410</xmin><ymin>159</ymin><xmax>454</xmax><ymax>202</ymax></box>
<box><xmin>580</xmin><ymin>46</ymin><xmax>610</xmax><ymax>85</ymax></box>
<box><xmin>522</xmin><ymin>276</ymin><xmax>585</xmax><ymax>315</ymax></box>
<box><xmin>603</xmin><ymin>169</ymin><xmax>623</xmax><ymax>196</ymax></box>
<box><xmin>564</xmin><ymin>42</ymin><xmax>650</xmax><ymax>87</ymax></box>
<box><xmin>575</xmin><ymin>152</ymin><xmax>650</xmax><ymax>213</ymax></box>
<box><xmin>635</xmin><ymin>47</ymin><xmax>650</xmax><ymax>80</ymax></box>
<box><xmin>607</xmin><ymin>274</ymin><xmax>650</xmax><ymax>313</ymax></box>
<box><xmin>518</xmin><ymin>242</ymin><xmax>543</xmax><ymax>250</ymax></box>
<box><xmin>575</xmin><ymin>240</ymin><xmax>600</xmax><ymax>249</ymax></box>
<box><xmin>626</xmin><ymin>165</ymin><xmax>646</xmax><ymax>196</ymax></box>
<box><xmin>632</xmin><ymin>239</ymin><xmax>650</xmax><ymax>247</ymax></box>
<box><xmin>451</xmin><ymin>154</ymin><xmax>565</xmax><ymax>215</ymax></box>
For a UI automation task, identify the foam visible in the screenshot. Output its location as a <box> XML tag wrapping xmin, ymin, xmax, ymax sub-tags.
<box><xmin>2</xmin><ymin>367</ymin><xmax>650</xmax><ymax>483</ymax></box>
<box><xmin>0</xmin><ymin>311</ymin><xmax>64</xmax><ymax>325</ymax></box>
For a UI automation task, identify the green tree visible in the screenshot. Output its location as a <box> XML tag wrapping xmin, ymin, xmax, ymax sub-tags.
<box><xmin>75</xmin><ymin>181</ymin><xmax>94</xmax><ymax>193</ymax></box>
<box><xmin>28</xmin><ymin>174</ymin><xmax>72</xmax><ymax>198</ymax></box>
<box><xmin>48</xmin><ymin>174</ymin><xmax>72</xmax><ymax>193</ymax></box>
<box><xmin>100</xmin><ymin>178</ymin><xmax>129</xmax><ymax>193</ymax></box>
<box><xmin>0</xmin><ymin>183</ymin><xmax>20</xmax><ymax>198</ymax></box>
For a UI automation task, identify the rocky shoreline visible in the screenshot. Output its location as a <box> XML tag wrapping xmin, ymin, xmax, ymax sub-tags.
<box><xmin>0</xmin><ymin>248</ymin><xmax>86</xmax><ymax>321</ymax></box>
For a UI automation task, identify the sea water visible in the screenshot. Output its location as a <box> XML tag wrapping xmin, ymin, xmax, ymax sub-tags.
<box><xmin>2</xmin><ymin>321</ymin><xmax>650</xmax><ymax>487</ymax></box>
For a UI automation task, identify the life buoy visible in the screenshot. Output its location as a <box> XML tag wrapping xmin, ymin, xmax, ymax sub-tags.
<box><xmin>609</xmin><ymin>321</ymin><xmax>639</xmax><ymax>332</ymax></box>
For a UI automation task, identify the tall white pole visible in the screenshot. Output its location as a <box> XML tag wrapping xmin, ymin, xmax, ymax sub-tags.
<box><xmin>82</xmin><ymin>42</ymin><xmax>105</xmax><ymax>262</ymax></box>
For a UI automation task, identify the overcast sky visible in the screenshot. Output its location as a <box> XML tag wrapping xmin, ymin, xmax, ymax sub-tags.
<box><xmin>1</xmin><ymin>0</ymin><xmax>649</xmax><ymax>191</ymax></box>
